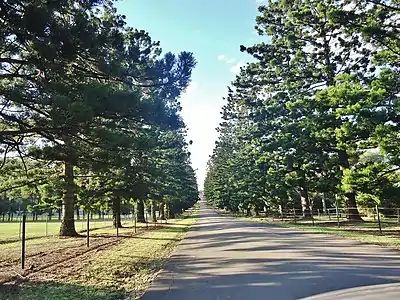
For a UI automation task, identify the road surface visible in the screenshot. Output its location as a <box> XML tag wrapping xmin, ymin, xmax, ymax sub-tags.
<box><xmin>142</xmin><ymin>201</ymin><xmax>400</xmax><ymax>300</ymax></box>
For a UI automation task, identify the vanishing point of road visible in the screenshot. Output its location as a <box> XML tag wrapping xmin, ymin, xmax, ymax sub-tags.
<box><xmin>142</xmin><ymin>201</ymin><xmax>400</xmax><ymax>300</ymax></box>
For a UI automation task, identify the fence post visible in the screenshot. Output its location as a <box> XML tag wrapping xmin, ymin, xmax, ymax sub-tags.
<box><xmin>376</xmin><ymin>205</ymin><xmax>382</xmax><ymax>234</ymax></box>
<box><xmin>293</xmin><ymin>208</ymin><xmax>296</xmax><ymax>224</ymax></box>
<box><xmin>116</xmin><ymin>213</ymin><xmax>119</xmax><ymax>237</ymax></box>
<box><xmin>87</xmin><ymin>211</ymin><xmax>90</xmax><ymax>247</ymax></box>
<box><xmin>134</xmin><ymin>212</ymin><xmax>137</xmax><ymax>233</ymax></box>
<box><xmin>45</xmin><ymin>216</ymin><xmax>48</xmax><ymax>237</ymax></box>
<box><xmin>397</xmin><ymin>208</ymin><xmax>400</xmax><ymax>225</ymax></box>
<box><xmin>21</xmin><ymin>214</ymin><xmax>26</xmax><ymax>269</ymax></box>
<box><xmin>19</xmin><ymin>215</ymin><xmax>22</xmax><ymax>240</ymax></box>
<box><xmin>336</xmin><ymin>205</ymin><xmax>340</xmax><ymax>227</ymax></box>
<box><xmin>311</xmin><ymin>209</ymin><xmax>315</xmax><ymax>226</ymax></box>
<box><xmin>327</xmin><ymin>208</ymin><xmax>331</xmax><ymax>220</ymax></box>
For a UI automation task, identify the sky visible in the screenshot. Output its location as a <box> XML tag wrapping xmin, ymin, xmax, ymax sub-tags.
<box><xmin>115</xmin><ymin>0</ymin><xmax>268</xmax><ymax>189</ymax></box>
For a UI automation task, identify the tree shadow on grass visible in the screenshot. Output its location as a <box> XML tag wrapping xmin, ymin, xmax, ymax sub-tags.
<box><xmin>1</xmin><ymin>281</ymin><xmax>129</xmax><ymax>300</ymax></box>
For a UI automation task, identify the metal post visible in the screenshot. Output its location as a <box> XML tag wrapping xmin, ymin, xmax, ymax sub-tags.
<box><xmin>19</xmin><ymin>215</ymin><xmax>22</xmax><ymax>240</ymax></box>
<box><xmin>87</xmin><ymin>211</ymin><xmax>90</xmax><ymax>247</ymax></box>
<box><xmin>311</xmin><ymin>209</ymin><xmax>315</xmax><ymax>226</ymax></box>
<box><xmin>293</xmin><ymin>208</ymin><xmax>296</xmax><ymax>224</ymax></box>
<box><xmin>116</xmin><ymin>213</ymin><xmax>119</xmax><ymax>237</ymax></box>
<box><xmin>336</xmin><ymin>205</ymin><xmax>340</xmax><ymax>227</ymax></box>
<box><xmin>21</xmin><ymin>214</ymin><xmax>26</xmax><ymax>269</ymax></box>
<box><xmin>134</xmin><ymin>212</ymin><xmax>137</xmax><ymax>233</ymax></box>
<box><xmin>376</xmin><ymin>205</ymin><xmax>382</xmax><ymax>234</ymax></box>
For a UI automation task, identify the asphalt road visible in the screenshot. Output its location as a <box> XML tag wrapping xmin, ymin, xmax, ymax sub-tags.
<box><xmin>141</xmin><ymin>201</ymin><xmax>400</xmax><ymax>300</ymax></box>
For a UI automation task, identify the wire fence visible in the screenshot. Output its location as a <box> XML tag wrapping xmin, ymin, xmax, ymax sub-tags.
<box><xmin>0</xmin><ymin>211</ymin><xmax>159</xmax><ymax>243</ymax></box>
<box><xmin>262</xmin><ymin>206</ymin><xmax>400</xmax><ymax>234</ymax></box>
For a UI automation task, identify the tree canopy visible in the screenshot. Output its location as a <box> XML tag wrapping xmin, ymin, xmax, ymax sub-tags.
<box><xmin>0</xmin><ymin>0</ymin><xmax>199</xmax><ymax>236</ymax></box>
<box><xmin>204</xmin><ymin>0</ymin><xmax>400</xmax><ymax>218</ymax></box>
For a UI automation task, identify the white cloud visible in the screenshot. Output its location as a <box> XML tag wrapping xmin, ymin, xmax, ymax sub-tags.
<box><xmin>230</xmin><ymin>61</ymin><xmax>244</xmax><ymax>74</ymax></box>
<box><xmin>255</xmin><ymin>0</ymin><xmax>266</xmax><ymax>3</ymax></box>
<box><xmin>217</xmin><ymin>55</ymin><xmax>226</xmax><ymax>61</ymax></box>
<box><xmin>217</xmin><ymin>54</ymin><xmax>236</xmax><ymax>65</ymax></box>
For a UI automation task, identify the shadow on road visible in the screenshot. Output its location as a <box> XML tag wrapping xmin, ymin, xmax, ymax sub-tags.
<box><xmin>142</xmin><ymin>202</ymin><xmax>400</xmax><ymax>300</ymax></box>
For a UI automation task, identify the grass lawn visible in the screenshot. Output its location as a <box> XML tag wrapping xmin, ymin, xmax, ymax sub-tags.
<box><xmin>2</xmin><ymin>213</ymin><xmax>198</xmax><ymax>300</ymax></box>
<box><xmin>0</xmin><ymin>218</ymin><xmax>135</xmax><ymax>242</ymax></box>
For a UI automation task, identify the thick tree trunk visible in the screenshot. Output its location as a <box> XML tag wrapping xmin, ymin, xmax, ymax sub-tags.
<box><xmin>167</xmin><ymin>204</ymin><xmax>175</xmax><ymax>219</ymax></box>
<box><xmin>159</xmin><ymin>202</ymin><xmax>166</xmax><ymax>220</ymax></box>
<box><xmin>151</xmin><ymin>200</ymin><xmax>157</xmax><ymax>223</ymax></box>
<box><xmin>246</xmin><ymin>207</ymin><xmax>251</xmax><ymax>217</ymax></box>
<box><xmin>59</xmin><ymin>161</ymin><xmax>78</xmax><ymax>236</ymax></box>
<box><xmin>136</xmin><ymin>199</ymin><xmax>145</xmax><ymax>222</ymax></box>
<box><xmin>76</xmin><ymin>207</ymin><xmax>80</xmax><ymax>220</ymax></box>
<box><xmin>58</xmin><ymin>208</ymin><xmax>61</xmax><ymax>220</ymax></box>
<box><xmin>112</xmin><ymin>197</ymin><xmax>123</xmax><ymax>228</ymax></box>
<box><xmin>338</xmin><ymin>150</ymin><xmax>362</xmax><ymax>221</ymax></box>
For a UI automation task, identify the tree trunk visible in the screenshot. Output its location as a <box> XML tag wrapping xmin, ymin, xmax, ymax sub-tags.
<box><xmin>151</xmin><ymin>200</ymin><xmax>157</xmax><ymax>223</ymax></box>
<box><xmin>112</xmin><ymin>197</ymin><xmax>123</xmax><ymax>228</ymax></box>
<box><xmin>59</xmin><ymin>161</ymin><xmax>78</xmax><ymax>236</ymax></box>
<box><xmin>338</xmin><ymin>150</ymin><xmax>362</xmax><ymax>221</ymax></box>
<box><xmin>167</xmin><ymin>204</ymin><xmax>175</xmax><ymax>219</ymax></box>
<box><xmin>58</xmin><ymin>208</ymin><xmax>61</xmax><ymax>220</ymax></box>
<box><xmin>299</xmin><ymin>170</ymin><xmax>311</xmax><ymax>218</ymax></box>
<box><xmin>322</xmin><ymin>193</ymin><xmax>327</xmax><ymax>214</ymax></box>
<box><xmin>136</xmin><ymin>199</ymin><xmax>145</xmax><ymax>222</ymax></box>
<box><xmin>246</xmin><ymin>205</ymin><xmax>251</xmax><ymax>216</ymax></box>
<box><xmin>76</xmin><ymin>207</ymin><xmax>80</xmax><ymax>220</ymax></box>
<box><xmin>159</xmin><ymin>202</ymin><xmax>166</xmax><ymax>220</ymax></box>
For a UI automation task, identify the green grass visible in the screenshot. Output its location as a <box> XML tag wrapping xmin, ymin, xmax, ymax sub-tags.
<box><xmin>4</xmin><ymin>214</ymin><xmax>198</xmax><ymax>300</ymax></box>
<box><xmin>0</xmin><ymin>218</ymin><xmax>134</xmax><ymax>242</ymax></box>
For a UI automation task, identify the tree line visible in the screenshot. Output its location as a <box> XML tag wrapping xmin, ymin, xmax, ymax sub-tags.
<box><xmin>0</xmin><ymin>0</ymin><xmax>198</xmax><ymax>236</ymax></box>
<box><xmin>204</xmin><ymin>0</ymin><xmax>400</xmax><ymax>219</ymax></box>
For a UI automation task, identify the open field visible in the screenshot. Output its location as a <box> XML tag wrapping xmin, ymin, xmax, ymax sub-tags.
<box><xmin>0</xmin><ymin>218</ymin><xmax>136</xmax><ymax>242</ymax></box>
<box><xmin>0</xmin><ymin>209</ymin><xmax>199</xmax><ymax>300</ymax></box>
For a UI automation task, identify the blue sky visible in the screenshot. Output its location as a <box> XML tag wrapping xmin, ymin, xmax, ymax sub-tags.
<box><xmin>116</xmin><ymin>0</ymin><xmax>267</xmax><ymax>188</ymax></box>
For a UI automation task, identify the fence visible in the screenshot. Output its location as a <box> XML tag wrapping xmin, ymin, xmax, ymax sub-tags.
<box><xmin>265</xmin><ymin>206</ymin><xmax>400</xmax><ymax>234</ymax></box>
<box><xmin>0</xmin><ymin>211</ymin><xmax>157</xmax><ymax>243</ymax></box>
<box><xmin>0</xmin><ymin>210</ymin><xmax>168</xmax><ymax>271</ymax></box>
